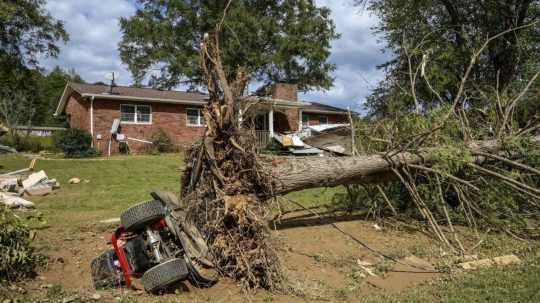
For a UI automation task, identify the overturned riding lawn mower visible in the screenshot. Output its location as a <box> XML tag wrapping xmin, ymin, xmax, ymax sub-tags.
<box><xmin>91</xmin><ymin>192</ymin><xmax>219</xmax><ymax>293</ymax></box>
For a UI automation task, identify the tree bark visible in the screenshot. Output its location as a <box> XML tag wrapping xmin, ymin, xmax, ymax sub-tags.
<box><xmin>263</xmin><ymin>137</ymin><xmax>540</xmax><ymax>196</ymax></box>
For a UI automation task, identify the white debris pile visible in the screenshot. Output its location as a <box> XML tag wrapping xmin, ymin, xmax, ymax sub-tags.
<box><xmin>22</xmin><ymin>170</ymin><xmax>60</xmax><ymax>196</ymax></box>
<box><xmin>0</xmin><ymin>193</ymin><xmax>35</xmax><ymax>208</ymax></box>
<box><xmin>0</xmin><ymin>162</ymin><xmax>60</xmax><ymax>208</ymax></box>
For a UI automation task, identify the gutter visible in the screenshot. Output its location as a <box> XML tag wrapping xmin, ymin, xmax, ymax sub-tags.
<box><xmin>302</xmin><ymin>109</ymin><xmax>349</xmax><ymax>115</ymax></box>
<box><xmin>90</xmin><ymin>96</ymin><xmax>94</xmax><ymax>147</ymax></box>
<box><xmin>80</xmin><ymin>93</ymin><xmax>209</xmax><ymax>106</ymax></box>
<box><xmin>241</xmin><ymin>96</ymin><xmax>311</xmax><ymax>108</ymax></box>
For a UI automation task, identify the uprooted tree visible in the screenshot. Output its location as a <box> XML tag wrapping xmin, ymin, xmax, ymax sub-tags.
<box><xmin>179</xmin><ymin>5</ymin><xmax>539</xmax><ymax>291</ymax></box>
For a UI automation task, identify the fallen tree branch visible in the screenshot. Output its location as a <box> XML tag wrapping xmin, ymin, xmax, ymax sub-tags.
<box><xmin>407</xmin><ymin>164</ymin><xmax>481</xmax><ymax>192</ymax></box>
<box><xmin>467</xmin><ymin>163</ymin><xmax>540</xmax><ymax>195</ymax></box>
<box><xmin>263</xmin><ymin>137</ymin><xmax>540</xmax><ymax>197</ymax></box>
<box><xmin>473</xmin><ymin>151</ymin><xmax>540</xmax><ymax>176</ymax></box>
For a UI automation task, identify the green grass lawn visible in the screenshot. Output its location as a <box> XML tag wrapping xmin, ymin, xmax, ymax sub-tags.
<box><xmin>369</xmin><ymin>247</ymin><xmax>540</xmax><ymax>303</ymax></box>
<box><xmin>1</xmin><ymin>154</ymin><xmax>184</xmax><ymax>227</ymax></box>
<box><xmin>0</xmin><ymin>153</ymin><xmax>342</xmax><ymax>227</ymax></box>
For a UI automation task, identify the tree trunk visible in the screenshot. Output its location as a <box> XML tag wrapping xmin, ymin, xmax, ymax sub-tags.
<box><xmin>263</xmin><ymin>137</ymin><xmax>540</xmax><ymax>196</ymax></box>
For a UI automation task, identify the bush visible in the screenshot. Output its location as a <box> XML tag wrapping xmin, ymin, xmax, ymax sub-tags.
<box><xmin>148</xmin><ymin>129</ymin><xmax>173</xmax><ymax>153</ymax></box>
<box><xmin>0</xmin><ymin>206</ymin><xmax>42</xmax><ymax>282</ymax></box>
<box><xmin>0</xmin><ymin>134</ymin><xmax>56</xmax><ymax>153</ymax></box>
<box><xmin>53</xmin><ymin>128</ymin><xmax>100</xmax><ymax>158</ymax></box>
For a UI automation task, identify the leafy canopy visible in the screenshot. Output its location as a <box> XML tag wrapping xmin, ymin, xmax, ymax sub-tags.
<box><xmin>119</xmin><ymin>0</ymin><xmax>340</xmax><ymax>92</ymax></box>
<box><xmin>0</xmin><ymin>0</ymin><xmax>68</xmax><ymax>66</ymax></box>
<box><xmin>359</xmin><ymin>0</ymin><xmax>539</xmax><ymax>118</ymax></box>
<box><xmin>0</xmin><ymin>0</ymin><xmax>69</xmax><ymax>128</ymax></box>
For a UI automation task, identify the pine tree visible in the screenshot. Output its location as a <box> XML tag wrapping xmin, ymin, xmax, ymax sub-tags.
<box><xmin>119</xmin><ymin>0</ymin><xmax>339</xmax><ymax>92</ymax></box>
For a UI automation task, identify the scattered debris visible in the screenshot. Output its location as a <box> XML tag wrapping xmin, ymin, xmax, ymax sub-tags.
<box><xmin>458</xmin><ymin>255</ymin><xmax>479</xmax><ymax>263</ymax></box>
<box><xmin>1</xmin><ymin>160</ymin><xmax>59</xmax><ymax>200</ymax></box>
<box><xmin>22</xmin><ymin>170</ymin><xmax>48</xmax><ymax>188</ymax></box>
<box><xmin>458</xmin><ymin>255</ymin><xmax>521</xmax><ymax>270</ymax></box>
<box><xmin>22</xmin><ymin>170</ymin><xmax>58</xmax><ymax>196</ymax></box>
<box><xmin>302</xmin><ymin>124</ymin><xmax>352</xmax><ymax>156</ymax></box>
<box><xmin>0</xmin><ymin>159</ymin><xmax>36</xmax><ymax>177</ymax></box>
<box><xmin>25</xmin><ymin>183</ymin><xmax>53</xmax><ymax>196</ymax></box>
<box><xmin>99</xmin><ymin>218</ymin><xmax>120</xmax><ymax>224</ymax></box>
<box><xmin>357</xmin><ymin>259</ymin><xmax>377</xmax><ymax>276</ymax></box>
<box><xmin>0</xmin><ymin>144</ymin><xmax>17</xmax><ymax>154</ymax></box>
<box><xmin>373</xmin><ymin>224</ymin><xmax>383</xmax><ymax>231</ymax></box>
<box><xmin>269</xmin><ymin>124</ymin><xmax>353</xmax><ymax>156</ymax></box>
<box><xmin>91</xmin><ymin>293</ymin><xmax>101</xmax><ymax>301</ymax></box>
<box><xmin>273</xmin><ymin>133</ymin><xmax>323</xmax><ymax>155</ymax></box>
<box><xmin>0</xmin><ymin>177</ymin><xmax>18</xmax><ymax>192</ymax></box>
<box><xmin>0</xmin><ymin>193</ymin><xmax>35</xmax><ymax>208</ymax></box>
<box><xmin>69</xmin><ymin>178</ymin><xmax>81</xmax><ymax>184</ymax></box>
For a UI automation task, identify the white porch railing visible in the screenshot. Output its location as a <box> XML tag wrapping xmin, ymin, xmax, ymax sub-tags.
<box><xmin>255</xmin><ymin>130</ymin><xmax>270</xmax><ymax>148</ymax></box>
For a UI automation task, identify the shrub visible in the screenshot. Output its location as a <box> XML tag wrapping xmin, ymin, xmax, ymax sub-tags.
<box><xmin>148</xmin><ymin>129</ymin><xmax>173</xmax><ymax>153</ymax></box>
<box><xmin>53</xmin><ymin>128</ymin><xmax>100</xmax><ymax>158</ymax></box>
<box><xmin>0</xmin><ymin>134</ymin><xmax>56</xmax><ymax>153</ymax></box>
<box><xmin>0</xmin><ymin>206</ymin><xmax>42</xmax><ymax>282</ymax></box>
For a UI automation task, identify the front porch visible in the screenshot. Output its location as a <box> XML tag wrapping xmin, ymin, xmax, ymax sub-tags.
<box><xmin>248</xmin><ymin>107</ymin><xmax>301</xmax><ymax>148</ymax></box>
<box><xmin>240</xmin><ymin>97</ymin><xmax>307</xmax><ymax>148</ymax></box>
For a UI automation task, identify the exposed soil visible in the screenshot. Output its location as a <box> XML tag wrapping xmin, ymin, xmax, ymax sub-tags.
<box><xmin>4</xmin><ymin>208</ymin><xmax>457</xmax><ymax>302</ymax></box>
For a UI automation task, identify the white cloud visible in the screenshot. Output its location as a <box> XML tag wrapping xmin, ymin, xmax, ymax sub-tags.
<box><xmin>302</xmin><ymin>1</ymin><xmax>389</xmax><ymax>112</ymax></box>
<box><xmin>40</xmin><ymin>0</ymin><xmax>390</xmax><ymax>111</ymax></box>
<box><xmin>40</xmin><ymin>0</ymin><xmax>136</xmax><ymax>84</ymax></box>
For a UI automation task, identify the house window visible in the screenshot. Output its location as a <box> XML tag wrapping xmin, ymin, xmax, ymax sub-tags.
<box><xmin>186</xmin><ymin>108</ymin><xmax>204</xmax><ymax>127</ymax></box>
<box><xmin>120</xmin><ymin>104</ymin><xmax>152</xmax><ymax>124</ymax></box>
<box><xmin>318</xmin><ymin>116</ymin><xmax>328</xmax><ymax>125</ymax></box>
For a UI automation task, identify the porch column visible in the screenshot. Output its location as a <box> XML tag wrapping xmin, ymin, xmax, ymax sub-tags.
<box><xmin>268</xmin><ymin>108</ymin><xmax>274</xmax><ymax>138</ymax></box>
<box><xmin>238</xmin><ymin>108</ymin><xmax>243</xmax><ymax>126</ymax></box>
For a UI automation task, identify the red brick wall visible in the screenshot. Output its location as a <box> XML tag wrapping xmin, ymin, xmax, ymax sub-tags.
<box><xmin>271</xmin><ymin>108</ymin><xmax>300</xmax><ymax>133</ymax></box>
<box><xmin>64</xmin><ymin>92</ymin><xmax>90</xmax><ymax>132</ymax></box>
<box><xmin>328</xmin><ymin>114</ymin><xmax>348</xmax><ymax>124</ymax></box>
<box><xmin>272</xmin><ymin>84</ymin><xmax>298</xmax><ymax>101</ymax></box>
<box><xmin>63</xmin><ymin>92</ymin><xmax>345</xmax><ymax>154</ymax></box>
<box><xmin>285</xmin><ymin>108</ymin><xmax>299</xmax><ymax>131</ymax></box>
<box><xmin>65</xmin><ymin>98</ymin><xmax>204</xmax><ymax>154</ymax></box>
<box><xmin>303</xmin><ymin>112</ymin><xmax>348</xmax><ymax>126</ymax></box>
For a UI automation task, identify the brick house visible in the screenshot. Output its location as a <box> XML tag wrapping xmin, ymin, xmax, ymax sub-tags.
<box><xmin>54</xmin><ymin>82</ymin><xmax>349</xmax><ymax>154</ymax></box>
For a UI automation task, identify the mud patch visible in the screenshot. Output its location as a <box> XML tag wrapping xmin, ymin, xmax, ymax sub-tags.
<box><xmin>366</xmin><ymin>256</ymin><xmax>442</xmax><ymax>292</ymax></box>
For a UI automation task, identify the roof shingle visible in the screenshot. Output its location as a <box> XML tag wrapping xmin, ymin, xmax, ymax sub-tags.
<box><xmin>57</xmin><ymin>83</ymin><xmax>349</xmax><ymax>116</ymax></box>
<box><xmin>301</xmin><ymin>101</ymin><xmax>349</xmax><ymax>114</ymax></box>
<box><xmin>70</xmin><ymin>83</ymin><xmax>208</xmax><ymax>102</ymax></box>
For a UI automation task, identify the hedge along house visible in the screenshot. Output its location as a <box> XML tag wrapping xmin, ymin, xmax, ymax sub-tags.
<box><xmin>54</xmin><ymin>83</ymin><xmax>349</xmax><ymax>154</ymax></box>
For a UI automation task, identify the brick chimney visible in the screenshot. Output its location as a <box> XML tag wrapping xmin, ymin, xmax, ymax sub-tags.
<box><xmin>271</xmin><ymin>83</ymin><xmax>298</xmax><ymax>101</ymax></box>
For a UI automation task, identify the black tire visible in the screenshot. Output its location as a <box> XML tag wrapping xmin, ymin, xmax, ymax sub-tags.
<box><xmin>141</xmin><ymin>258</ymin><xmax>189</xmax><ymax>292</ymax></box>
<box><xmin>121</xmin><ymin>200</ymin><xmax>166</xmax><ymax>232</ymax></box>
<box><xmin>90</xmin><ymin>250</ymin><xmax>124</xmax><ymax>289</ymax></box>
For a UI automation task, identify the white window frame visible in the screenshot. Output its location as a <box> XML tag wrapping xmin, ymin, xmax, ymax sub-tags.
<box><xmin>120</xmin><ymin>104</ymin><xmax>152</xmax><ymax>124</ymax></box>
<box><xmin>186</xmin><ymin>108</ymin><xmax>205</xmax><ymax>127</ymax></box>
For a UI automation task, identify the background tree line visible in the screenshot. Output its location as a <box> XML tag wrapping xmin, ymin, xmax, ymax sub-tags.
<box><xmin>0</xmin><ymin>0</ymin><xmax>84</xmax><ymax>129</ymax></box>
<box><xmin>357</xmin><ymin>0</ymin><xmax>538</xmax><ymax>125</ymax></box>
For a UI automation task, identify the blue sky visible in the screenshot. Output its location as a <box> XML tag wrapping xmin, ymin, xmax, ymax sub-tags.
<box><xmin>41</xmin><ymin>0</ymin><xmax>389</xmax><ymax>112</ymax></box>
